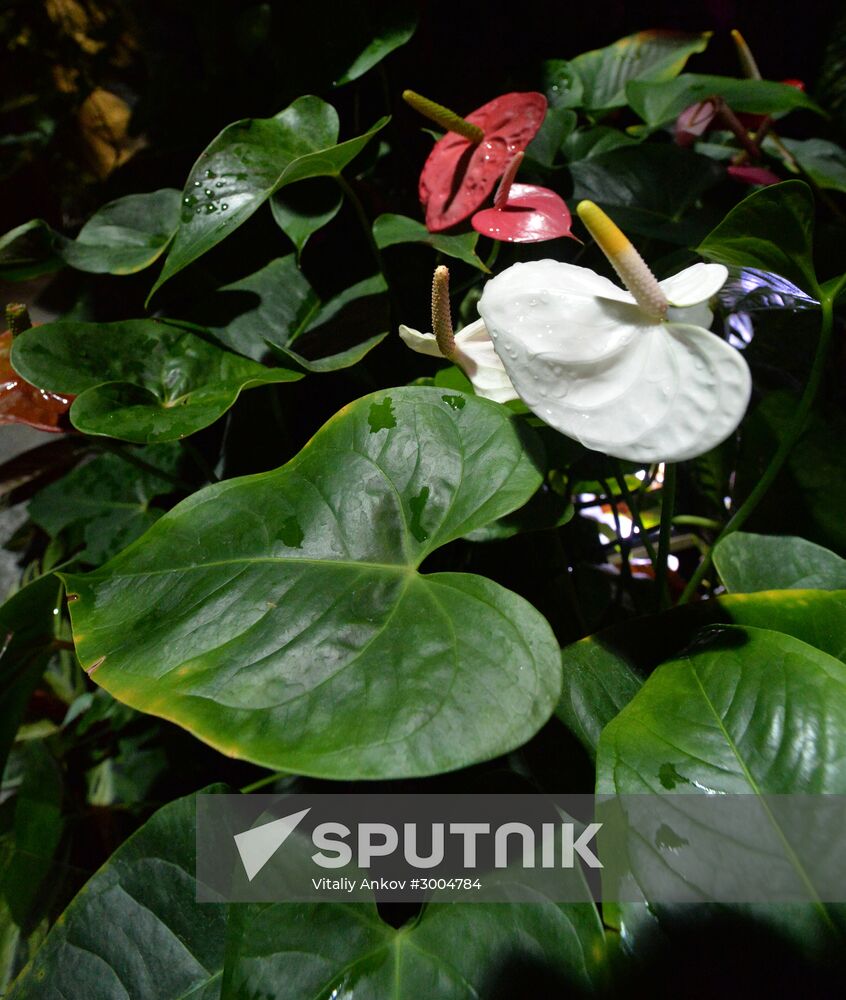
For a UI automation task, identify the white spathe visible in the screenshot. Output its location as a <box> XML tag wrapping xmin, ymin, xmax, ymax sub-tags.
<box><xmin>477</xmin><ymin>259</ymin><xmax>751</xmax><ymax>462</ymax></box>
<box><xmin>399</xmin><ymin>319</ymin><xmax>517</xmax><ymax>404</ymax></box>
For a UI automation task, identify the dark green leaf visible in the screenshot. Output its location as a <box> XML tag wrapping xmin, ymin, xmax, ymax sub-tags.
<box><xmin>28</xmin><ymin>445</ymin><xmax>182</xmax><ymax>564</ymax></box>
<box><xmin>373</xmin><ymin>214</ymin><xmax>489</xmax><ymax>271</ymax></box>
<box><xmin>556</xmin><ymin>638</ymin><xmax>643</xmax><ymax>759</ymax></box>
<box><xmin>150</xmin><ymin>97</ymin><xmax>388</xmax><ymax>298</ymax></box>
<box><xmin>185</xmin><ymin>257</ymin><xmax>318</xmax><ymax>362</ymax></box>
<box><xmin>697</xmin><ymin>181</ymin><xmax>817</xmax><ymax>294</ymax></box>
<box><xmin>776</xmin><ymin>137</ymin><xmax>846</xmax><ymax>194</ymax></box>
<box><xmin>627</xmin><ymin>75</ymin><xmax>824</xmax><ymax>128</ymax></box>
<box><xmin>188</xmin><ymin>258</ymin><xmax>388</xmax><ymax>371</ymax></box>
<box><xmin>273</xmin><ymin>273</ymin><xmax>389</xmax><ymax>372</ymax></box>
<box><xmin>11</xmin><ymin>320</ymin><xmax>302</xmax><ymax>443</ymax></box>
<box><xmin>61</xmin><ymin>388</ymin><xmax>559</xmax><ymax>779</ymax></box>
<box><xmin>571</xmin><ymin>145</ymin><xmax>723</xmax><ymax>243</ymax></box>
<box><xmin>596</xmin><ymin>625</ymin><xmax>846</xmax><ymax>942</ymax></box>
<box><xmin>0</xmin><ymin>221</ymin><xmax>63</xmax><ymax>282</ymax></box>
<box><xmin>561</xmin><ymin>126</ymin><xmax>639</xmax><ymax>163</ymax></box>
<box><xmin>9</xmin><ymin>786</ymin><xmax>605</xmax><ymax>999</ymax></box>
<box><xmin>557</xmin><ymin>589</ymin><xmax>846</xmax><ymax>756</ymax></box>
<box><xmin>59</xmin><ymin>190</ymin><xmax>181</xmax><ymax>274</ymax></box>
<box><xmin>333</xmin><ymin>5</ymin><xmax>418</xmax><ymax>86</ymax></box>
<box><xmin>0</xmin><ymin>743</ymin><xmax>64</xmax><ymax>931</ymax></box>
<box><xmin>735</xmin><ymin>390</ymin><xmax>846</xmax><ymax>553</ymax></box>
<box><xmin>542</xmin><ymin>60</ymin><xmax>585</xmax><ymax>110</ymax></box>
<box><xmin>0</xmin><ymin>575</ymin><xmax>63</xmax><ymax>775</ymax></box>
<box><xmin>525</xmin><ymin>108</ymin><xmax>578</xmax><ymax>168</ymax></box>
<box><xmin>463</xmin><ymin>485</ymin><xmax>574</xmax><ymax>542</ymax></box>
<box><xmin>0</xmin><ymin>191</ymin><xmax>181</xmax><ymax>279</ymax></box>
<box><xmin>270</xmin><ymin>179</ymin><xmax>343</xmax><ymax>259</ymax></box>
<box><xmin>714</xmin><ymin>533</ymin><xmax>846</xmax><ymax>592</ymax></box>
<box><xmin>570</xmin><ymin>30</ymin><xmax>712</xmax><ymax>113</ymax></box>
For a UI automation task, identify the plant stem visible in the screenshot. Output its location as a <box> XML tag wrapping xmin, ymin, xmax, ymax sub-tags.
<box><xmin>335</xmin><ymin>173</ymin><xmax>383</xmax><ymax>273</ymax></box>
<box><xmin>679</xmin><ymin>293</ymin><xmax>835</xmax><ymax>603</ymax></box>
<box><xmin>672</xmin><ymin>514</ymin><xmax>723</xmax><ymax>531</ymax></box>
<box><xmin>656</xmin><ymin>463</ymin><xmax>677</xmax><ymax>611</ymax></box>
<box><xmin>614</xmin><ymin>465</ymin><xmax>658</xmax><ymax>566</ymax></box>
<box><xmin>240</xmin><ymin>770</ymin><xmax>289</xmax><ymax>794</ymax></box>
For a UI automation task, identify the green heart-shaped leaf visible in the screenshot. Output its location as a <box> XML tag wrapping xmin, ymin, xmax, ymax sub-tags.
<box><xmin>714</xmin><ymin>533</ymin><xmax>846</xmax><ymax>593</ymax></box>
<box><xmin>373</xmin><ymin>214</ymin><xmax>489</xmax><ymax>271</ymax></box>
<box><xmin>627</xmin><ymin>75</ymin><xmax>823</xmax><ymax>128</ymax></box>
<box><xmin>697</xmin><ymin>180</ymin><xmax>818</xmax><ymax>295</ymax></box>
<box><xmin>8</xmin><ymin>787</ymin><xmax>604</xmax><ymax>999</ymax></box>
<box><xmin>558</xmin><ymin>589</ymin><xmax>846</xmax><ymax>756</ymax></box>
<box><xmin>61</xmin><ymin>388</ymin><xmax>560</xmax><ymax>779</ymax></box>
<box><xmin>150</xmin><ymin>97</ymin><xmax>388</xmax><ymax>299</ymax></box>
<box><xmin>595</xmin><ymin>624</ymin><xmax>846</xmax><ymax>945</ymax></box>
<box><xmin>11</xmin><ymin>320</ymin><xmax>302</xmax><ymax>443</ymax></box>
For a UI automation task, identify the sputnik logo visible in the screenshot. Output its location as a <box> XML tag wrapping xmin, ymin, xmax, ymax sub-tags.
<box><xmin>234</xmin><ymin>808</ymin><xmax>311</xmax><ymax>881</ymax></box>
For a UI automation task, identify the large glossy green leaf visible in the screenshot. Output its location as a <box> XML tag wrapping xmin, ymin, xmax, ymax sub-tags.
<box><xmin>333</xmin><ymin>4</ymin><xmax>418</xmax><ymax>86</ymax></box>
<box><xmin>627</xmin><ymin>74</ymin><xmax>823</xmax><ymax>128</ymax></box>
<box><xmin>595</xmin><ymin>625</ymin><xmax>846</xmax><ymax>943</ymax></box>
<box><xmin>9</xmin><ymin>787</ymin><xmax>604</xmax><ymax>999</ymax></box>
<box><xmin>0</xmin><ymin>575</ymin><xmax>63</xmax><ymax>774</ymax></box>
<box><xmin>557</xmin><ymin>589</ymin><xmax>846</xmax><ymax>756</ymax></box>
<box><xmin>188</xmin><ymin>257</ymin><xmax>388</xmax><ymax>369</ymax></box>
<box><xmin>0</xmin><ymin>191</ymin><xmax>181</xmax><ymax>278</ymax></box>
<box><xmin>697</xmin><ymin>181</ymin><xmax>817</xmax><ymax>295</ymax></box>
<box><xmin>566</xmin><ymin>30</ymin><xmax>712</xmax><ymax>113</ymax></box>
<box><xmin>373</xmin><ymin>214</ymin><xmax>488</xmax><ymax>271</ymax></box>
<box><xmin>150</xmin><ymin>97</ymin><xmax>388</xmax><ymax>298</ymax></box>
<box><xmin>596</xmin><ymin>623</ymin><xmax>846</xmax><ymax>794</ymax></box>
<box><xmin>571</xmin><ymin>145</ymin><xmax>722</xmax><ymax>243</ymax></box>
<box><xmin>61</xmin><ymin>388</ymin><xmax>559</xmax><ymax>779</ymax></box>
<box><xmin>28</xmin><ymin>445</ymin><xmax>182</xmax><ymax>565</ymax></box>
<box><xmin>714</xmin><ymin>533</ymin><xmax>846</xmax><ymax>592</ymax></box>
<box><xmin>10</xmin><ymin>320</ymin><xmax>302</xmax><ymax>443</ymax></box>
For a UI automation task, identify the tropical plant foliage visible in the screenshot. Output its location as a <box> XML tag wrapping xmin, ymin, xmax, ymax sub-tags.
<box><xmin>2</xmin><ymin>9</ymin><xmax>846</xmax><ymax>996</ymax></box>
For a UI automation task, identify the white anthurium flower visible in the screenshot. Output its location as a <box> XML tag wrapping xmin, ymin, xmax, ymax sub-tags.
<box><xmin>399</xmin><ymin>267</ymin><xmax>518</xmax><ymax>404</ymax></box>
<box><xmin>476</xmin><ymin>200</ymin><xmax>752</xmax><ymax>463</ymax></box>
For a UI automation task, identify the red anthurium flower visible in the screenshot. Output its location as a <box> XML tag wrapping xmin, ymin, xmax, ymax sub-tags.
<box><xmin>0</xmin><ymin>311</ymin><xmax>73</xmax><ymax>433</ymax></box>
<box><xmin>404</xmin><ymin>90</ymin><xmax>547</xmax><ymax>232</ymax></box>
<box><xmin>727</xmin><ymin>164</ymin><xmax>782</xmax><ymax>186</ymax></box>
<box><xmin>471</xmin><ymin>152</ymin><xmax>577</xmax><ymax>243</ymax></box>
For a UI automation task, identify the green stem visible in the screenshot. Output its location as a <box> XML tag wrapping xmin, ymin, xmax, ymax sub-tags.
<box><xmin>240</xmin><ymin>770</ymin><xmax>289</xmax><ymax>794</ymax></box>
<box><xmin>680</xmin><ymin>293</ymin><xmax>835</xmax><ymax>603</ymax></box>
<box><xmin>614</xmin><ymin>465</ymin><xmax>658</xmax><ymax>566</ymax></box>
<box><xmin>656</xmin><ymin>463</ymin><xmax>677</xmax><ymax>611</ymax></box>
<box><xmin>335</xmin><ymin>173</ymin><xmax>383</xmax><ymax>273</ymax></box>
<box><xmin>672</xmin><ymin>515</ymin><xmax>723</xmax><ymax>531</ymax></box>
